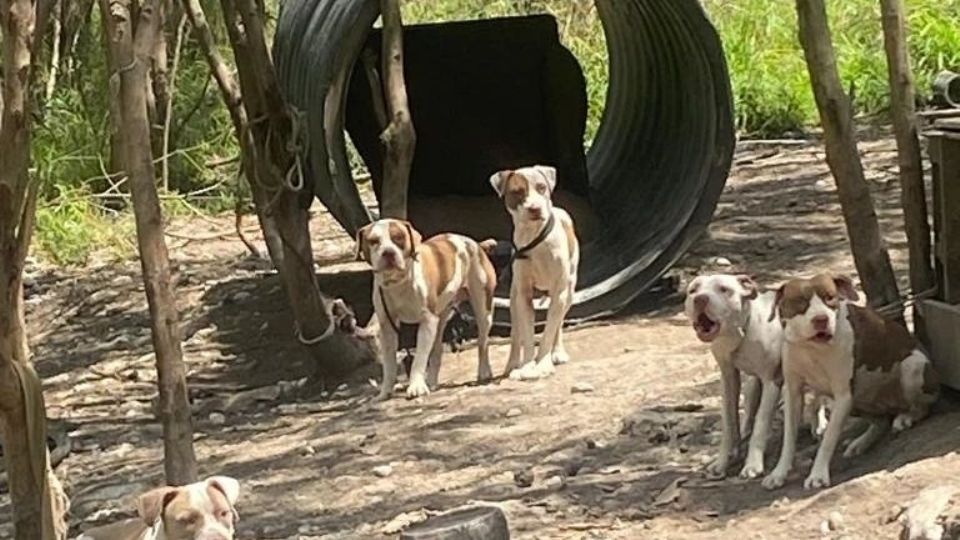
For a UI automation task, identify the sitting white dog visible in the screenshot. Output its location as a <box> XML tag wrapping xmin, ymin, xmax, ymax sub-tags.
<box><xmin>685</xmin><ymin>274</ymin><xmax>784</xmax><ymax>478</ymax></box>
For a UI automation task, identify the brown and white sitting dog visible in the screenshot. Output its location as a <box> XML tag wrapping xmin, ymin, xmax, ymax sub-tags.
<box><xmin>490</xmin><ymin>165</ymin><xmax>580</xmax><ymax>381</ymax></box>
<box><xmin>356</xmin><ymin>219</ymin><xmax>496</xmax><ymax>400</ymax></box>
<box><xmin>77</xmin><ymin>476</ymin><xmax>240</xmax><ymax>540</ymax></box>
<box><xmin>685</xmin><ymin>274</ymin><xmax>784</xmax><ymax>479</ymax></box>
<box><xmin>762</xmin><ymin>274</ymin><xmax>939</xmax><ymax>490</ymax></box>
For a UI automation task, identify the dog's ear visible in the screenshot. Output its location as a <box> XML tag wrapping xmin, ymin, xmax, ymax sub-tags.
<box><xmin>737</xmin><ymin>275</ymin><xmax>759</xmax><ymax>300</ymax></box>
<box><xmin>534</xmin><ymin>165</ymin><xmax>557</xmax><ymax>193</ymax></box>
<box><xmin>207</xmin><ymin>476</ymin><xmax>241</xmax><ymax>521</ymax></box>
<box><xmin>403</xmin><ymin>220</ymin><xmax>422</xmax><ymax>259</ymax></box>
<box><xmin>354</xmin><ymin>223</ymin><xmax>373</xmax><ymax>262</ymax></box>
<box><xmin>832</xmin><ymin>274</ymin><xmax>859</xmax><ymax>302</ymax></box>
<box><xmin>768</xmin><ymin>284</ymin><xmax>785</xmax><ymax>322</ymax></box>
<box><xmin>207</xmin><ymin>476</ymin><xmax>240</xmax><ymax>506</ymax></box>
<box><xmin>136</xmin><ymin>486</ymin><xmax>180</xmax><ymax>526</ymax></box>
<box><xmin>489</xmin><ymin>170</ymin><xmax>510</xmax><ymax>197</ymax></box>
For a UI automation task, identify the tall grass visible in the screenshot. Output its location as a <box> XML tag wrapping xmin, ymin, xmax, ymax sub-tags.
<box><xmin>405</xmin><ymin>0</ymin><xmax>960</xmax><ymax>138</ymax></box>
<box><xmin>27</xmin><ymin>0</ymin><xmax>960</xmax><ymax>264</ymax></box>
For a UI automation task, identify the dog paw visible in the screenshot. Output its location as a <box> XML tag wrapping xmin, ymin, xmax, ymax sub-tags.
<box><xmin>843</xmin><ymin>438</ymin><xmax>870</xmax><ymax>458</ymax></box>
<box><xmin>406</xmin><ymin>378</ymin><xmax>431</xmax><ymax>399</ymax></box>
<box><xmin>509</xmin><ymin>362</ymin><xmax>542</xmax><ymax>381</ymax></box>
<box><xmin>739</xmin><ymin>460</ymin><xmax>764</xmax><ymax>479</ymax></box>
<box><xmin>892</xmin><ymin>414</ymin><xmax>914</xmax><ymax>433</ymax></box>
<box><xmin>552</xmin><ymin>349</ymin><xmax>570</xmax><ymax>365</ymax></box>
<box><xmin>705</xmin><ymin>458</ymin><xmax>729</xmax><ymax>479</ymax></box>
<box><xmin>803</xmin><ymin>468</ymin><xmax>830</xmax><ymax>490</ymax></box>
<box><xmin>536</xmin><ymin>359</ymin><xmax>556</xmax><ymax>377</ymax></box>
<box><xmin>762</xmin><ymin>469</ymin><xmax>788</xmax><ymax>490</ymax></box>
<box><xmin>372</xmin><ymin>391</ymin><xmax>391</xmax><ymax>403</ymax></box>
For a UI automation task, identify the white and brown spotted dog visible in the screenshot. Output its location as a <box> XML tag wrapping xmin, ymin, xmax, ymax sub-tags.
<box><xmin>77</xmin><ymin>476</ymin><xmax>240</xmax><ymax>540</ymax></box>
<box><xmin>685</xmin><ymin>274</ymin><xmax>784</xmax><ymax>479</ymax></box>
<box><xmin>763</xmin><ymin>274</ymin><xmax>939</xmax><ymax>490</ymax></box>
<box><xmin>490</xmin><ymin>165</ymin><xmax>580</xmax><ymax>381</ymax></box>
<box><xmin>356</xmin><ymin>219</ymin><xmax>496</xmax><ymax>400</ymax></box>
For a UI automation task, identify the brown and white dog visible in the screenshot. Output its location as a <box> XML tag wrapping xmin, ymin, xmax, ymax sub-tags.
<box><xmin>490</xmin><ymin>165</ymin><xmax>580</xmax><ymax>380</ymax></box>
<box><xmin>685</xmin><ymin>274</ymin><xmax>784</xmax><ymax>479</ymax></box>
<box><xmin>762</xmin><ymin>274</ymin><xmax>939</xmax><ymax>490</ymax></box>
<box><xmin>356</xmin><ymin>219</ymin><xmax>496</xmax><ymax>400</ymax></box>
<box><xmin>76</xmin><ymin>476</ymin><xmax>240</xmax><ymax>540</ymax></box>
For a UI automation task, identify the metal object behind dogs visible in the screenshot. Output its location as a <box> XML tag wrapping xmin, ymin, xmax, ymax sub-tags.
<box><xmin>400</xmin><ymin>506</ymin><xmax>509</xmax><ymax>540</ymax></box>
<box><xmin>274</xmin><ymin>0</ymin><xmax>735</xmax><ymax>326</ymax></box>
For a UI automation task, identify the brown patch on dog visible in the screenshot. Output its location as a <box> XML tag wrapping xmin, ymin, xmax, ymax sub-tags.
<box><xmin>387</xmin><ymin>220</ymin><xmax>422</xmax><ymax>259</ymax></box>
<box><xmin>503</xmin><ymin>172</ymin><xmax>529</xmax><ymax>210</ymax></box>
<box><xmin>771</xmin><ymin>274</ymin><xmax>857</xmax><ymax>321</ymax></box>
<box><xmin>354</xmin><ymin>224</ymin><xmax>373</xmax><ymax>262</ymax></box>
<box><xmin>419</xmin><ymin>235</ymin><xmax>459</xmax><ymax>312</ymax></box>
<box><xmin>853</xmin><ymin>363</ymin><xmax>910</xmax><ymax>416</ymax></box>
<box><xmin>847</xmin><ymin>305</ymin><xmax>918</xmax><ymax>372</ymax></box>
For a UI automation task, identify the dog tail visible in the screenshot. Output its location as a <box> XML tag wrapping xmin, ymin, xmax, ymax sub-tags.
<box><xmin>478</xmin><ymin>238</ymin><xmax>498</xmax><ymax>257</ymax></box>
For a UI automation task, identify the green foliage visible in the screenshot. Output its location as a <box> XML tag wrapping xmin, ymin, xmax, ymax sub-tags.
<box><xmin>26</xmin><ymin>0</ymin><xmax>960</xmax><ymax>263</ymax></box>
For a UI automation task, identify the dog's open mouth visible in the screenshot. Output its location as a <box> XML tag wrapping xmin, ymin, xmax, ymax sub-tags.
<box><xmin>693</xmin><ymin>313</ymin><xmax>721</xmax><ymax>342</ymax></box>
<box><xmin>811</xmin><ymin>331</ymin><xmax>833</xmax><ymax>343</ymax></box>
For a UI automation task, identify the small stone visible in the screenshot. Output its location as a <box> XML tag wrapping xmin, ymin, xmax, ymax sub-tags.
<box><xmin>571</xmin><ymin>382</ymin><xmax>596</xmax><ymax>394</ymax></box>
<box><xmin>820</xmin><ymin>520</ymin><xmax>832</xmax><ymax>536</ymax></box>
<box><xmin>564</xmin><ymin>460</ymin><xmax>584</xmax><ymax>477</ymax></box>
<box><xmin>544</xmin><ymin>474</ymin><xmax>566</xmax><ymax>490</ymax></box>
<box><xmin>585</xmin><ymin>438</ymin><xmax>607</xmax><ymax>450</ymax></box>
<box><xmin>372</xmin><ymin>464</ymin><xmax>393</xmax><ymax>478</ymax></box>
<box><xmin>505</xmin><ymin>407</ymin><xmax>522</xmax><ymax>418</ymax></box>
<box><xmin>513</xmin><ymin>468</ymin><xmax>535</xmax><ymax>488</ymax></box>
<box><xmin>337</xmin><ymin>383</ymin><xmax>348</xmax><ymax>392</ymax></box>
<box><xmin>209</xmin><ymin>412</ymin><xmax>226</xmax><ymax>425</ymax></box>
<box><xmin>827</xmin><ymin>511</ymin><xmax>844</xmax><ymax>531</ymax></box>
<box><xmin>714</xmin><ymin>257</ymin><xmax>732</xmax><ymax>267</ymax></box>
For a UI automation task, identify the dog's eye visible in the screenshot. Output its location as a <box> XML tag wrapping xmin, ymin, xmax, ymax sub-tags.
<box><xmin>718</xmin><ymin>286</ymin><xmax>732</xmax><ymax>295</ymax></box>
<box><xmin>536</xmin><ymin>183</ymin><xmax>547</xmax><ymax>194</ymax></box>
<box><xmin>217</xmin><ymin>509</ymin><xmax>232</xmax><ymax>521</ymax></box>
<box><xmin>176</xmin><ymin>513</ymin><xmax>199</xmax><ymax>526</ymax></box>
<box><xmin>368</xmin><ymin>237</ymin><xmax>380</xmax><ymax>246</ymax></box>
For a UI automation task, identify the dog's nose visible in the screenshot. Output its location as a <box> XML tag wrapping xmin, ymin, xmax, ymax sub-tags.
<box><xmin>693</xmin><ymin>294</ymin><xmax>709</xmax><ymax>311</ymax></box>
<box><xmin>527</xmin><ymin>207</ymin><xmax>543</xmax><ymax>219</ymax></box>
<box><xmin>811</xmin><ymin>315</ymin><xmax>830</xmax><ymax>331</ymax></box>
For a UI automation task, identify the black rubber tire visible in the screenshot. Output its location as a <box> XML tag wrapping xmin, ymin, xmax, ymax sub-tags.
<box><xmin>400</xmin><ymin>506</ymin><xmax>509</xmax><ymax>540</ymax></box>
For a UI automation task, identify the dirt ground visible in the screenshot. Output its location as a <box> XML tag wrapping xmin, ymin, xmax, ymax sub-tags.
<box><xmin>3</xmin><ymin>130</ymin><xmax>960</xmax><ymax>539</ymax></box>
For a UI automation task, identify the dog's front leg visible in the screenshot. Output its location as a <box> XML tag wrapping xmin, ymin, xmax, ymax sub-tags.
<box><xmin>375</xmin><ymin>321</ymin><xmax>400</xmax><ymax>402</ymax></box>
<box><xmin>503</xmin><ymin>278</ymin><xmax>525</xmax><ymax>377</ymax></box>
<box><xmin>804</xmin><ymin>391</ymin><xmax>852</xmax><ymax>489</ymax></box>
<box><xmin>530</xmin><ymin>285</ymin><xmax>570</xmax><ymax>378</ymax></box>
<box><xmin>426</xmin><ymin>308</ymin><xmax>453</xmax><ymax>389</ymax></box>
<box><xmin>707</xmin><ymin>363</ymin><xmax>741</xmax><ymax>478</ymax></box>
<box><xmin>509</xmin><ymin>282</ymin><xmax>541</xmax><ymax>381</ymax></box>
<box><xmin>763</xmin><ymin>371</ymin><xmax>803</xmax><ymax>489</ymax></box>
<box><xmin>740</xmin><ymin>375</ymin><xmax>761</xmax><ymax>439</ymax></box>
<box><xmin>407</xmin><ymin>314</ymin><xmax>440</xmax><ymax>398</ymax></box>
<box><xmin>740</xmin><ymin>378</ymin><xmax>780</xmax><ymax>478</ymax></box>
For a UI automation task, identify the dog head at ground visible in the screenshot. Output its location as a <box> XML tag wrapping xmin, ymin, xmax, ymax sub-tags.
<box><xmin>684</xmin><ymin>274</ymin><xmax>759</xmax><ymax>342</ymax></box>
<box><xmin>355</xmin><ymin>219</ymin><xmax>423</xmax><ymax>276</ymax></box>
<box><xmin>770</xmin><ymin>273</ymin><xmax>859</xmax><ymax>345</ymax></box>
<box><xmin>489</xmin><ymin>165</ymin><xmax>557</xmax><ymax>225</ymax></box>
<box><xmin>78</xmin><ymin>476</ymin><xmax>240</xmax><ymax>540</ymax></box>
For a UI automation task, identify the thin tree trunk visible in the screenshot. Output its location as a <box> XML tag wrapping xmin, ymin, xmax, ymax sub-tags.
<box><xmin>0</xmin><ymin>0</ymin><xmax>69</xmax><ymax>536</ymax></box>
<box><xmin>879</xmin><ymin>0</ymin><xmax>935</xmax><ymax>331</ymax></box>
<box><xmin>161</xmin><ymin>11</ymin><xmax>187</xmax><ymax>193</ymax></box>
<box><xmin>195</xmin><ymin>0</ymin><xmax>377</xmax><ymax>378</ymax></box>
<box><xmin>796</xmin><ymin>0</ymin><xmax>903</xmax><ymax>318</ymax></box>
<box><xmin>179</xmin><ymin>0</ymin><xmax>284</xmax><ymax>269</ymax></box>
<box><xmin>150</xmin><ymin>0</ymin><xmax>168</xmax><ymax>173</ymax></box>
<box><xmin>378</xmin><ymin>0</ymin><xmax>415</xmax><ymax>219</ymax></box>
<box><xmin>44</xmin><ymin>0</ymin><xmax>62</xmax><ymax>101</ymax></box>
<box><xmin>101</xmin><ymin>0</ymin><xmax>198</xmax><ymax>485</ymax></box>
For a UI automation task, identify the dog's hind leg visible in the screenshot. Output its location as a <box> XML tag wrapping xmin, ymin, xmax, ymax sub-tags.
<box><xmin>551</xmin><ymin>283</ymin><xmax>574</xmax><ymax>366</ymax></box>
<box><xmin>843</xmin><ymin>416</ymin><xmax>889</xmax><ymax>458</ymax></box>
<box><xmin>467</xmin><ymin>287</ymin><xmax>494</xmax><ymax>383</ymax></box>
<box><xmin>740</xmin><ymin>378</ymin><xmax>780</xmax><ymax>478</ymax></box>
